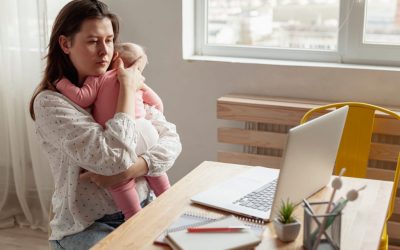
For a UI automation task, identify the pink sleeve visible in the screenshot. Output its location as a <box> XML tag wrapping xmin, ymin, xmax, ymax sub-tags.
<box><xmin>56</xmin><ymin>77</ymin><xmax>100</xmax><ymax>108</ymax></box>
<box><xmin>142</xmin><ymin>85</ymin><xmax>164</xmax><ymax>112</ymax></box>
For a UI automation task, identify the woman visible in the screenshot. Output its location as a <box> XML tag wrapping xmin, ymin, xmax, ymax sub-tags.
<box><xmin>29</xmin><ymin>0</ymin><xmax>181</xmax><ymax>249</ymax></box>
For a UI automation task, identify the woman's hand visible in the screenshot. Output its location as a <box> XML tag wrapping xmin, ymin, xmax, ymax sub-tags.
<box><xmin>115</xmin><ymin>57</ymin><xmax>145</xmax><ymax>118</ymax></box>
<box><xmin>115</xmin><ymin>57</ymin><xmax>145</xmax><ymax>90</ymax></box>
<box><xmin>80</xmin><ymin>157</ymin><xmax>149</xmax><ymax>188</ymax></box>
<box><xmin>80</xmin><ymin>170</ymin><xmax>126</xmax><ymax>188</ymax></box>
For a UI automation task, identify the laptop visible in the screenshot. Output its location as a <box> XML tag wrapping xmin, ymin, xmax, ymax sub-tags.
<box><xmin>191</xmin><ymin>106</ymin><xmax>349</xmax><ymax>221</ymax></box>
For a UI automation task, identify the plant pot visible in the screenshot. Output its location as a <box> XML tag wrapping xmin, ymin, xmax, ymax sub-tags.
<box><xmin>273</xmin><ymin>218</ymin><xmax>301</xmax><ymax>242</ymax></box>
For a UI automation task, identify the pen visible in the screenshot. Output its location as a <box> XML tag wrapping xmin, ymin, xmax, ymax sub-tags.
<box><xmin>187</xmin><ymin>226</ymin><xmax>250</xmax><ymax>233</ymax></box>
<box><xmin>303</xmin><ymin>199</ymin><xmax>315</xmax><ymax>215</ymax></box>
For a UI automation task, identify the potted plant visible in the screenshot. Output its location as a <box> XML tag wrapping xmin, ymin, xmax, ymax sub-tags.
<box><xmin>273</xmin><ymin>199</ymin><xmax>301</xmax><ymax>242</ymax></box>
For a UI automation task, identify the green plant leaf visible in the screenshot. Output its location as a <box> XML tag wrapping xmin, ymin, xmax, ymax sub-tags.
<box><xmin>277</xmin><ymin>199</ymin><xmax>296</xmax><ymax>224</ymax></box>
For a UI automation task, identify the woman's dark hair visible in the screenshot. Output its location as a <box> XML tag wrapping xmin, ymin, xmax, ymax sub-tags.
<box><xmin>29</xmin><ymin>0</ymin><xmax>119</xmax><ymax>120</ymax></box>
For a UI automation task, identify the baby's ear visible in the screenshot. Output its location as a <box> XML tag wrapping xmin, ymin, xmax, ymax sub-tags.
<box><xmin>112</xmin><ymin>52</ymin><xmax>119</xmax><ymax>62</ymax></box>
<box><xmin>138</xmin><ymin>55</ymin><xmax>148</xmax><ymax>72</ymax></box>
<box><xmin>113</xmin><ymin>58</ymin><xmax>124</xmax><ymax>70</ymax></box>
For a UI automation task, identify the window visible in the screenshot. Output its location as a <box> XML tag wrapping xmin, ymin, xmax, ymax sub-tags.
<box><xmin>192</xmin><ymin>0</ymin><xmax>400</xmax><ymax>66</ymax></box>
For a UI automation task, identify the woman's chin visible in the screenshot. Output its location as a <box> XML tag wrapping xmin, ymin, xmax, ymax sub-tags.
<box><xmin>92</xmin><ymin>68</ymin><xmax>108</xmax><ymax>76</ymax></box>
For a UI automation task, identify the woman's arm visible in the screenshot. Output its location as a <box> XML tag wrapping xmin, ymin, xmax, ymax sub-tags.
<box><xmin>78</xmin><ymin>105</ymin><xmax>182</xmax><ymax>187</ymax></box>
<box><xmin>141</xmin><ymin>105</ymin><xmax>182</xmax><ymax>176</ymax></box>
<box><xmin>34</xmin><ymin>91</ymin><xmax>138</xmax><ymax>176</ymax></box>
<box><xmin>115</xmin><ymin>57</ymin><xmax>145</xmax><ymax>118</ymax></box>
<box><xmin>80</xmin><ymin>156</ymin><xmax>149</xmax><ymax>188</ymax></box>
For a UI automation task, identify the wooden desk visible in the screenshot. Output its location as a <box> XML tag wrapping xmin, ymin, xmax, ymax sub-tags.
<box><xmin>92</xmin><ymin>161</ymin><xmax>393</xmax><ymax>250</ymax></box>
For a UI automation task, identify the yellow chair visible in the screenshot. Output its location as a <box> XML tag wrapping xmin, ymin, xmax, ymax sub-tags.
<box><xmin>301</xmin><ymin>102</ymin><xmax>400</xmax><ymax>250</ymax></box>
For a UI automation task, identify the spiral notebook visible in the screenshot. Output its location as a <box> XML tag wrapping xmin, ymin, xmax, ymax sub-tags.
<box><xmin>154</xmin><ymin>211</ymin><xmax>265</xmax><ymax>246</ymax></box>
<box><xmin>165</xmin><ymin>215</ymin><xmax>262</xmax><ymax>250</ymax></box>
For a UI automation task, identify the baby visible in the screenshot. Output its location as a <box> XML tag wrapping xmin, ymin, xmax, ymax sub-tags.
<box><xmin>56</xmin><ymin>43</ymin><xmax>170</xmax><ymax>219</ymax></box>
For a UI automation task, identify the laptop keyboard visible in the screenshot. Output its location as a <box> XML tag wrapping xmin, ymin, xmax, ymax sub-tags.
<box><xmin>233</xmin><ymin>179</ymin><xmax>277</xmax><ymax>212</ymax></box>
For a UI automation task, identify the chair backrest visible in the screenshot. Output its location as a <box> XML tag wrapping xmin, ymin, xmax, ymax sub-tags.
<box><xmin>301</xmin><ymin>102</ymin><xmax>400</xmax><ymax>177</ymax></box>
<box><xmin>301</xmin><ymin>102</ymin><xmax>400</xmax><ymax>243</ymax></box>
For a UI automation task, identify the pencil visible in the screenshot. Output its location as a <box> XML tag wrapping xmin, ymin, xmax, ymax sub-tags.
<box><xmin>187</xmin><ymin>226</ymin><xmax>250</xmax><ymax>233</ymax></box>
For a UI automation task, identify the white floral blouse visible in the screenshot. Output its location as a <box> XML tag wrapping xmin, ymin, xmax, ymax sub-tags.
<box><xmin>34</xmin><ymin>90</ymin><xmax>182</xmax><ymax>240</ymax></box>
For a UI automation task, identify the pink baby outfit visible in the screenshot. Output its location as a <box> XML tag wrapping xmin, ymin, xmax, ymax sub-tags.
<box><xmin>56</xmin><ymin>69</ymin><xmax>170</xmax><ymax>219</ymax></box>
<box><xmin>56</xmin><ymin>69</ymin><xmax>163</xmax><ymax>126</ymax></box>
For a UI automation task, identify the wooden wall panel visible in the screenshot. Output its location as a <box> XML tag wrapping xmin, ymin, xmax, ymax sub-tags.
<box><xmin>218</xmin><ymin>152</ymin><xmax>281</xmax><ymax>169</ymax></box>
<box><xmin>218</xmin><ymin>128</ymin><xmax>287</xmax><ymax>149</ymax></box>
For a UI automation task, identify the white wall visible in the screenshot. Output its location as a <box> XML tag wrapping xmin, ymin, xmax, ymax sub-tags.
<box><xmin>105</xmin><ymin>0</ymin><xmax>400</xmax><ymax>184</ymax></box>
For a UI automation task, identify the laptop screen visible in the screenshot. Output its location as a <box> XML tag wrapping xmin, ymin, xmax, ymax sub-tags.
<box><xmin>270</xmin><ymin>106</ymin><xmax>348</xmax><ymax>219</ymax></box>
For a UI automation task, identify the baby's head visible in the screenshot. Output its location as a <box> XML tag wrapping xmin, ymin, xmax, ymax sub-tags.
<box><xmin>113</xmin><ymin>43</ymin><xmax>148</xmax><ymax>72</ymax></box>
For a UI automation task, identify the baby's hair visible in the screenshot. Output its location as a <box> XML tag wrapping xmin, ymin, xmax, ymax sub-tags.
<box><xmin>115</xmin><ymin>43</ymin><xmax>148</xmax><ymax>68</ymax></box>
<box><xmin>116</xmin><ymin>42</ymin><xmax>144</xmax><ymax>50</ymax></box>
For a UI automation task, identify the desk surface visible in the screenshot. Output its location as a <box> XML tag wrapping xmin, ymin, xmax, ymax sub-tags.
<box><xmin>92</xmin><ymin>161</ymin><xmax>393</xmax><ymax>250</ymax></box>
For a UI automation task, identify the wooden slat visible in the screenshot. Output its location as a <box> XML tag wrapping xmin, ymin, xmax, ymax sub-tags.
<box><xmin>388</xmin><ymin>221</ymin><xmax>400</xmax><ymax>240</ymax></box>
<box><xmin>218</xmin><ymin>95</ymin><xmax>400</xmax><ymax>114</ymax></box>
<box><xmin>367</xmin><ymin>168</ymin><xmax>400</xmax><ymax>217</ymax></box>
<box><xmin>389</xmin><ymin>246</ymin><xmax>400</xmax><ymax>250</ymax></box>
<box><xmin>369</xmin><ymin>143</ymin><xmax>400</xmax><ymax>162</ymax></box>
<box><xmin>374</xmin><ymin>117</ymin><xmax>400</xmax><ymax>136</ymax></box>
<box><xmin>218</xmin><ymin>127</ymin><xmax>287</xmax><ymax>148</ymax></box>
<box><xmin>217</xmin><ymin>102</ymin><xmax>306</xmax><ymax>125</ymax></box>
<box><xmin>217</xmin><ymin>95</ymin><xmax>327</xmax><ymax>110</ymax></box>
<box><xmin>217</xmin><ymin>151</ymin><xmax>281</xmax><ymax>169</ymax></box>
<box><xmin>367</xmin><ymin>168</ymin><xmax>397</xmax><ymax>182</ymax></box>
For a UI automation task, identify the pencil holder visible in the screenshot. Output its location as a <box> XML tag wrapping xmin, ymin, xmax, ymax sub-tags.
<box><xmin>303</xmin><ymin>201</ymin><xmax>341</xmax><ymax>250</ymax></box>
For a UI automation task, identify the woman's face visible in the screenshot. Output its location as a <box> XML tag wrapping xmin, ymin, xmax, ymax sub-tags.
<box><xmin>60</xmin><ymin>18</ymin><xmax>114</xmax><ymax>83</ymax></box>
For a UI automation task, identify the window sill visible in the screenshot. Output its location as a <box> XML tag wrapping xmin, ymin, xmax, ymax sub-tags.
<box><xmin>184</xmin><ymin>55</ymin><xmax>400</xmax><ymax>72</ymax></box>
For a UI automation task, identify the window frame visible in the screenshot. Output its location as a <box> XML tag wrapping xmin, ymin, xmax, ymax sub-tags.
<box><xmin>192</xmin><ymin>0</ymin><xmax>400</xmax><ymax>67</ymax></box>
